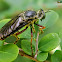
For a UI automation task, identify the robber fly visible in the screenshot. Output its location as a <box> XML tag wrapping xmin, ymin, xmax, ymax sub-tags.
<box><xmin>0</xmin><ymin>9</ymin><xmax>45</xmax><ymax>40</ymax></box>
<box><xmin>0</xmin><ymin>9</ymin><xmax>46</xmax><ymax>56</ymax></box>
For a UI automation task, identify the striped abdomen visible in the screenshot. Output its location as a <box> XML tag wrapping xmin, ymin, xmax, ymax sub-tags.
<box><xmin>0</xmin><ymin>16</ymin><xmax>27</xmax><ymax>40</ymax></box>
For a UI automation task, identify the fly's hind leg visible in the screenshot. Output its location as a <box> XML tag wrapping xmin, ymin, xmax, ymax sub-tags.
<box><xmin>30</xmin><ymin>24</ymin><xmax>33</xmax><ymax>56</ymax></box>
<box><xmin>12</xmin><ymin>34</ymin><xmax>19</xmax><ymax>44</ymax></box>
<box><xmin>13</xmin><ymin>27</ymin><xmax>28</xmax><ymax>44</ymax></box>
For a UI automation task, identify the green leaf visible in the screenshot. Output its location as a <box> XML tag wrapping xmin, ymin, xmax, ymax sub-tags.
<box><xmin>39</xmin><ymin>10</ymin><xmax>59</xmax><ymax>29</ymax></box>
<box><xmin>39</xmin><ymin>33</ymin><xmax>60</xmax><ymax>51</ymax></box>
<box><xmin>5</xmin><ymin>36</ymin><xmax>17</xmax><ymax>43</ymax></box>
<box><xmin>0</xmin><ymin>19</ymin><xmax>11</xmax><ymax>29</ymax></box>
<box><xmin>18</xmin><ymin>27</ymin><xmax>31</xmax><ymax>39</ymax></box>
<box><xmin>58</xmin><ymin>30</ymin><xmax>62</xmax><ymax>50</ymax></box>
<box><xmin>37</xmin><ymin>52</ymin><xmax>48</xmax><ymax>61</ymax></box>
<box><xmin>0</xmin><ymin>44</ymin><xmax>19</xmax><ymax>62</ymax></box>
<box><xmin>49</xmin><ymin>45</ymin><xmax>61</xmax><ymax>54</ymax></box>
<box><xmin>16</xmin><ymin>38</ymin><xmax>27</xmax><ymax>48</ymax></box>
<box><xmin>0</xmin><ymin>40</ymin><xmax>4</xmax><ymax>46</ymax></box>
<box><xmin>21</xmin><ymin>40</ymin><xmax>35</xmax><ymax>55</ymax></box>
<box><xmin>13</xmin><ymin>54</ymin><xmax>33</xmax><ymax>62</ymax></box>
<box><xmin>51</xmin><ymin>50</ymin><xmax>62</xmax><ymax>62</ymax></box>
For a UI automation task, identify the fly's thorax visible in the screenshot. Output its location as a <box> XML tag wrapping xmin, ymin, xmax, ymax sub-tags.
<box><xmin>23</xmin><ymin>10</ymin><xmax>37</xmax><ymax>20</ymax></box>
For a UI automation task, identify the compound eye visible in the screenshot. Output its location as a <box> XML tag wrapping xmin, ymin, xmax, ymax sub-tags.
<box><xmin>40</xmin><ymin>15</ymin><xmax>45</xmax><ymax>21</ymax></box>
<box><xmin>38</xmin><ymin>13</ymin><xmax>42</xmax><ymax>18</ymax></box>
<box><xmin>37</xmin><ymin>9</ymin><xmax>45</xmax><ymax>21</ymax></box>
<box><xmin>42</xmin><ymin>14</ymin><xmax>45</xmax><ymax>19</ymax></box>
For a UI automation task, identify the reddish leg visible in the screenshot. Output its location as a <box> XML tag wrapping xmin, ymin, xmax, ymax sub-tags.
<box><xmin>34</xmin><ymin>23</ymin><xmax>46</xmax><ymax>33</ymax></box>
<box><xmin>30</xmin><ymin>25</ymin><xmax>33</xmax><ymax>56</ymax></box>
<box><xmin>14</xmin><ymin>27</ymin><xmax>28</xmax><ymax>44</ymax></box>
<box><xmin>34</xmin><ymin>23</ymin><xmax>46</xmax><ymax>29</ymax></box>
<box><xmin>16</xmin><ymin>27</ymin><xmax>28</xmax><ymax>35</ymax></box>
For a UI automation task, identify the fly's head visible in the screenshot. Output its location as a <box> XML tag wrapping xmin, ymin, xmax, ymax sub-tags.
<box><xmin>37</xmin><ymin>9</ymin><xmax>45</xmax><ymax>21</ymax></box>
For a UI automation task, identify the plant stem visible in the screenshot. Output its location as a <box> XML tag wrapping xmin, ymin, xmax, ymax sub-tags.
<box><xmin>34</xmin><ymin>31</ymin><xmax>39</xmax><ymax>59</ymax></box>
<box><xmin>19</xmin><ymin>49</ymin><xmax>40</xmax><ymax>62</ymax></box>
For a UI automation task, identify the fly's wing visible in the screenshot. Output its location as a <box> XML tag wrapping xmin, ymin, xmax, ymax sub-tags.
<box><xmin>0</xmin><ymin>14</ymin><xmax>26</xmax><ymax>39</ymax></box>
<box><xmin>0</xmin><ymin>15</ymin><xmax>19</xmax><ymax>33</ymax></box>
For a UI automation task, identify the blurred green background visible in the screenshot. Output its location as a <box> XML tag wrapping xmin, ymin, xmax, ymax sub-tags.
<box><xmin>0</xmin><ymin>0</ymin><xmax>61</xmax><ymax>19</ymax></box>
<box><xmin>0</xmin><ymin>0</ymin><xmax>62</xmax><ymax>62</ymax></box>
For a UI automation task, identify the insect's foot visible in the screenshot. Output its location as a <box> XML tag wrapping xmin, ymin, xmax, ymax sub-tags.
<box><xmin>33</xmin><ymin>28</ymin><xmax>36</xmax><ymax>33</ymax></box>
<box><xmin>39</xmin><ymin>27</ymin><xmax>44</xmax><ymax>33</ymax></box>
<box><xmin>42</xmin><ymin>26</ymin><xmax>46</xmax><ymax>29</ymax></box>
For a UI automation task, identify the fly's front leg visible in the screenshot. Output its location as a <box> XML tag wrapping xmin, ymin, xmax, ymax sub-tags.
<box><xmin>34</xmin><ymin>23</ymin><xmax>46</xmax><ymax>33</ymax></box>
<box><xmin>30</xmin><ymin>24</ymin><xmax>33</xmax><ymax>56</ymax></box>
<box><xmin>13</xmin><ymin>27</ymin><xmax>28</xmax><ymax>44</ymax></box>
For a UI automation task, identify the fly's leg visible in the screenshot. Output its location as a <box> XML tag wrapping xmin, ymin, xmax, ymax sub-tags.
<box><xmin>45</xmin><ymin>10</ymin><xmax>50</xmax><ymax>13</ymax></box>
<box><xmin>34</xmin><ymin>23</ymin><xmax>46</xmax><ymax>29</ymax></box>
<box><xmin>34</xmin><ymin>23</ymin><xmax>46</xmax><ymax>33</ymax></box>
<box><xmin>12</xmin><ymin>34</ymin><xmax>19</xmax><ymax>44</ymax></box>
<box><xmin>13</xmin><ymin>27</ymin><xmax>28</xmax><ymax>44</ymax></box>
<box><xmin>30</xmin><ymin>24</ymin><xmax>33</xmax><ymax>56</ymax></box>
<box><xmin>16</xmin><ymin>27</ymin><xmax>28</xmax><ymax>35</ymax></box>
<box><xmin>32</xmin><ymin>24</ymin><xmax>35</xmax><ymax>33</ymax></box>
<box><xmin>39</xmin><ymin>27</ymin><xmax>44</xmax><ymax>33</ymax></box>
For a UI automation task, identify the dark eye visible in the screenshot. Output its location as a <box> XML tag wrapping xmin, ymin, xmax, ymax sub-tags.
<box><xmin>40</xmin><ymin>15</ymin><xmax>45</xmax><ymax>21</ymax></box>
<box><xmin>38</xmin><ymin>13</ymin><xmax>42</xmax><ymax>18</ymax></box>
<box><xmin>42</xmin><ymin>15</ymin><xmax>45</xmax><ymax>19</ymax></box>
<box><xmin>40</xmin><ymin>19</ymin><xmax>42</xmax><ymax>21</ymax></box>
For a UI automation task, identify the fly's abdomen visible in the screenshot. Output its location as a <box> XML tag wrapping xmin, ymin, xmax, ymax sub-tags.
<box><xmin>0</xmin><ymin>16</ymin><xmax>27</xmax><ymax>40</ymax></box>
